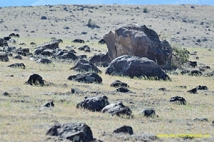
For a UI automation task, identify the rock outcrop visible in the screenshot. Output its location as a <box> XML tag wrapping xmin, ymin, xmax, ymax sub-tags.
<box><xmin>103</xmin><ymin>23</ymin><xmax>172</xmax><ymax>68</ymax></box>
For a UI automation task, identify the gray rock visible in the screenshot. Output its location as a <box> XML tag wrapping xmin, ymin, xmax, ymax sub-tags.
<box><xmin>25</xmin><ymin>74</ymin><xmax>45</xmax><ymax>86</ymax></box>
<box><xmin>68</xmin><ymin>73</ymin><xmax>102</xmax><ymax>83</ymax></box>
<box><xmin>106</xmin><ymin>55</ymin><xmax>170</xmax><ymax>80</ymax></box>
<box><xmin>101</xmin><ymin>102</ymin><xmax>132</xmax><ymax>116</ymax></box>
<box><xmin>170</xmin><ymin>96</ymin><xmax>186</xmax><ymax>105</ymax></box>
<box><xmin>0</xmin><ymin>53</ymin><xmax>9</xmax><ymax>62</ymax></box>
<box><xmin>36</xmin><ymin>58</ymin><xmax>52</xmax><ymax>64</ymax></box>
<box><xmin>89</xmin><ymin>53</ymin><xmax>110</xmax><ymax>67</ymax></box>
<box><xmin>116</xmin><ymin>87</ymin><xmax>130</xmax><ymax>93</ymax></box>
<box><xmin>46</xmin><ymin>122</ymin><xmax>94</xmax><ymax>142</ymax></box>
<box><xmin>113</xmin><ymin>125</ymin><xmax>134</xmax><ymax>135</ymax></box>
<box><xmin>70</xmin><ymin>59</ymin><xmax>101</xmax><ymax>73</ymax></box>
<box><xmin>8</xmin><ymin>63</ymin><xmax>25</xmax><ymax>69</ymax></box>
<box><xmin>76</xmin><ymin>96</ymin><xmax>109</xmax><ymax>111</ymax></box>
<box><xmin>110</xmin><ymin>80</ymin><xmax>129</xmax><ymax>88</ymax></box>
<box><xmin>142</xmin><ymin>108</ymin><xmax>156</xmax><ymax>117</ymax></box>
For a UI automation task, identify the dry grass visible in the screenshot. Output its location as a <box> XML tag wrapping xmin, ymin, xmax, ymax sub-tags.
<box><xmin>0</xmin><ymin>37</ymin><xmax>214</xmax><ymax>142</ymax></box>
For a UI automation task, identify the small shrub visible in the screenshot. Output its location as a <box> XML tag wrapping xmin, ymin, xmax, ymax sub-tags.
<box><xmin>86</xmin><ymin>19</ymin><xmax>99</xmax><ymax>28</ymax></box>
<box><xmin>143</xmin><ymin>7</ymin><xmax>148</xmax><ymax>13</ymax></box>
<box><xmin>171</xmin><ymin>45</ymin><xmax>189</xmax><ymax>68</ymax></box>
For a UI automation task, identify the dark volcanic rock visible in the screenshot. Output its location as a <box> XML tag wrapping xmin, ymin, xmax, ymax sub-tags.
<box><xmin>78</xmin><ymin>45</ymin><xmax>90</xmax><ymax>52</ymax></box>
<box><xmin>170</xmin><ymin>96</ymin><xmax>186</xmax><ymax>105</ymax></box>
<box><xmin>113</xmin><ymin>125</ymin><xmax>134</xmax><ymax>135</ymax></box>
<box><xmin>98</xmin><ymin>39</ymin><xmax>106</xmax><ymax>44</ymax></box>
<box><xmin>101</xmin><ymin>102</ymin><xmax>132</xmax><ymax>116</ymax></box>
<box><xmin>68</xmin><ymin>73</ymin><xmax>102</xmax><ymax>83</ymax></box>
<box><xmin>89</xmin><ymin>53</ymin><xmax>111</xmax><ymax>67</ymax></box>
<box><xmin>106</xmin><ymin>55</ymin><xmax>170</xmax><ymax>80</ymax></box>
<box><xmin>72</xmin><ymin>39</ymin><xmax>85</xmax><ymax>43</ymax></box>
<box><xmin>8</xmin><ymin>63</ymin><xmax>25</xmax><ymax>69</ymax></box>
<box><xmin>142</xmin><ymin>108</ymin><xmax>156</xmax><ymax>117</ymax></box>
<box><xmin>190</xmin><ymin>70</ymin><xmax>202</xmax><ymax>76</ymax></box>
<box><xmin>70</xmin><ymin>59</ymin><xmax>101</xmax><ymax>73</ymax></box>
<box><xmin>0</xmin><ymin>38</ymin><xmax>8</xmax><ymax>46</ymax></box>
<box><xmin>0</xmin><ymin>53</ymin><xmax>9</xmax><ymax>62</ymax></box>
<box><xmin>43</xmin><ymin>101</ymin><xmax>54</xmax><ymax>107</ymax></box>
<box><xmin>46</xmin><ymin>122</ymin><xmax>94</xmax><ymax>142</ymax></box>
<box><xmin>116</xmin><ymin>87</ymin><xmax>130</xmax><ymax>93</ymax></box>
<box><xmin>196</xmin><ymin>85</ymin><xmax>208</xmax><ymax>90</ymax></box>
<box><xmin>110</xmin><ymin>80</ymin><xmax>129</xmax><ymax>88</ymax></box>
<box><xmin>36</xmin><ymin>58</ymin><xmax>52</xmax><ymax>64</ymax></box>
<box><xmin>76</xmin><ymin>96</ymin><xmax>109</xmax><ymax>111</ymax></box>
<box><xmin>14</xmin><ymin>55</ymin><xmax>22</xmax><ymax>60</ymax></box>
<box><xmin>187</xmin><ymin>88</ymin><xmax>197</xmax><ymax>94</ymax></box>
<box><xmin>26</xmin><ymin>74</ymin><xmax>45</xmax><ymax>86</ymax></box>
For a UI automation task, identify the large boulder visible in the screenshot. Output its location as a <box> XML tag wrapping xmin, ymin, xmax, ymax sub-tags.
<box><xmin>46</xmin><ymin>123</ymin><xmax>94</xmax><ymax>142</ymax></box>
<box><xmin>34</xmin><ymin>41</ymin><xmax>59</xmax><ymax>55</ymax></box>
<box><xmin>71</xmin><ymin>59</ymin><xmax>101</xmax><ymax>73</ymax></box>
<box><xmin>76</xmin><ymin>96</ymin><xmax>109</xmax><ymax>111</ymax></box>
<box><xmin>103</xmin><ymin>23</ymin><xmax>172</xmax><ymax>68</ymax></box>
<box><xmin>106</xmin><ymin>55</ymin><xmax>170</xmax><ymax>80</ymax></box>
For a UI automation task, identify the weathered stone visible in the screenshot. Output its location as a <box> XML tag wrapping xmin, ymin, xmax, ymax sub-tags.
<box><xmin>0</xmin><ymin>53</ymin><xmax>9</xmax><ymax>62</ymax></box>
<box><xmin>8</xmin><ymin>63</ymin><xmax>25</xmax><ymax>69</ymax></box>
<box><xmin>110</xmin><ymin>80</ymin><xmax>129</xmax><ymax>88</ymax></box>
<box><xmin>36</xmin><ymin>58</ymin><xmax>52</xmax><ymax>64</ymax></box>
<box><xmin>106</xmin><ymin>55</ymin><xmax>170</xmax><ymax>80</ymax></box>
<box><xmin>116</xmin><ymin>87</ymin><xmax>130</xmax><ymax>93</ymax></box>
<box><xmin>68</xmin><ymin>73</ymin><xmax>102</xmax><ymax>83</ymax></box>
<box><xmin>26</xmin><ymin>74</ymin><xmax>45</xmax><ymax>86</ymax></box>
<box><xmin>76</xmin><ymin>96</ymin><xmax>109</xmax><ymax>111</ymax></box>
<box><xmin>46</xmin><ymin>123</ymin><xmax>94</xmax><ymax>142</ymax></box>
<box><xmin>170</xmin><ymin>96</ymin><xmax>186</xmax><ymax>105</ymax></box>
<box><xmin>103</xmin><ymin>23</ymin><xmax>172</xmax><ymax>68</ymax></box>
<box><xmin>70</xmin><ymin>59</ymin><xmax>101</xmax><ymax>73</ymax></box>
<box><xmin>142</xmin><ymin>108</ymin><xmax>156</xmax><ymax>117</ymax></box>
<box><xmin>89</xmin><ymin>53</ymin><xmax>111</xmax><ymax>67</ymax></box>
<box><xmin>113</xmin><ymin>125</ymin><xmax>134</xmax><ymax>135</ymax></box>
<box><xmin>101</xmin><ymin>102</ymin><xmax>132</xmax><ymax>116</ymax></box>
<box><xmin>43</xmin><ymin>101</ymin><xmax>54</xmax><ymax>107</ymax></box>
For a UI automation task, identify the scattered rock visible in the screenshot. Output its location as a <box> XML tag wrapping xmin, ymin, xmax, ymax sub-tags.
<box><xmin>98</xmin><ymin>39</ymin><xmax>106</xmax><ymax>44</ymax></box>
<box><xmin>72</xmin><ymin>39</ymin><xmax>85</xmax><ymax>43</ymax></box>
<box><xmin>106</xmin><ymin>55</ymin><xmax>170</xmax><ymax>80</ymax></box>
<box><xmin>158</xmin><ymin>88</ymin><xmax>166</xmax><ymax>91</ymax></box>
<box><xmin>196</xmin><ymin>85</ymin><xmax>208</xmax><ymax>90</ymax></box>
<box><xmin>116</xmin><ymin>87</ymin><xmax>130</xmax><ymax>93</ymax></box>
<box><xmin>170</xmin><ymin>96</ymin><xmax>186</xmax><ymax>105</ymax></box>
<box><xmin>70</xmin><ymin>59</ymin><xmax>101</xmax><ymax>73</ymax></box>
<box><xmin>43</xmin><ymin>101</ymin><xmax>54</xmax><ymax>107</ymax></box>
<box><xmin>113</xmin><ymin>125</ymin><xmax>134</xmax><ymax>135</ymax></box>
<box><xmin>187</xmin><ymin>88</ymin><xmax>197</xmax><ymax>94</ymax></box>
<box><xmin>41</xmin><ymin>16</ymin><xmax>47</xmax><ymax>20</ymax></box>
<box><xmin>110</xmin><ymin>80</ymin><xmax>129</xmax><ymax>88</ymax></box>
<box><xmin>142</xmin><ymin>108</ymin><xmax>156</xmax><ymax>117</ymax></box>
<box><xmin>190</xmin><ymin>70</ymin><xmax>202</xmax><ymax>76</ymax></box>
<box><xmin>36</xmin><ymin>58</ymin><xmax>52</xmax><ymax>64</ymax></box>
<box><xmin>8</xmin><ymin>63</ymin><xmax>25</xmax><ymax>69</ymax></box>
<box><xmin>193</xmin><ymin>118</ymin><xmax>208</xmax><ymax>122</ymax></box>
<box><xmin>68</xmin><ymin>73</ymin><xmax>102</xmax><ymax>83</ymax></box>
<box><xmin>101</xmin><ymin>102</ymin><xmax>132</xmax><ymax>116</ymax></box>
<box><xmin>89</xmin><ymin>53</ymin><xmax>110</xmax><ymax>67</ymax></box>
<box><xmin>76</xmin><ymin>96</ymin><xmax>109</xmax><ymax>111</ymax></box>
<box><xmin>2</xmin><ymin>92</ymin><xmax>11</xmax><ymax>97</ymax></box>
<box><xmin>0</xmin><ymin>53</ymin><xmax>9</xmax><ymax>62</ymax></box>
<box><xmin>78</xmin><ymin>45</ymin><xmax>90</xmax><ymax>52</ymax></box>
<box><xmin>46</xmin><ymin>122</ymin><xmax>94</xmax><ymax>142</ymax></box>
<box><xmin>25</xmin><ymin>74</ymin><xmax>45</xmax><ymax>86</ymax></box>
<box><xmin>14</xmin><ymin>55</ymin><xmax>22</xmax><ymax>60</ymax></box>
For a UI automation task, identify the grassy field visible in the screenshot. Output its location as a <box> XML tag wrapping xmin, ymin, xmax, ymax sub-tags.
<box><xmin>0</xmin><ymin>37</ymin><xmax>214</xmax><ymax>142</ymax></box>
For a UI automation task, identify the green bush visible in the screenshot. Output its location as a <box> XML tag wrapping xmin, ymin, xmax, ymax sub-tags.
<box><xmin>171</xmin><ymin>45</ymin><xmax>189</xmax><ymax>68</ymax></box>
<box><xmin>143</xmin><ymin>7</ymin><xmax>148</xmax><ymax>13</ymax></box>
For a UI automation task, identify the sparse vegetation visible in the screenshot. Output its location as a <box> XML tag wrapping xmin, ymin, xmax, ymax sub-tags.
<box><xmin>143</xmin><ymin>7</ymin><xmax>149</xmax><ymax>13</ymax></box>
<box><xmin>171</xmin><ymin>45</ymin><xmax>190</xmax><ymax>68</ymax></box>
